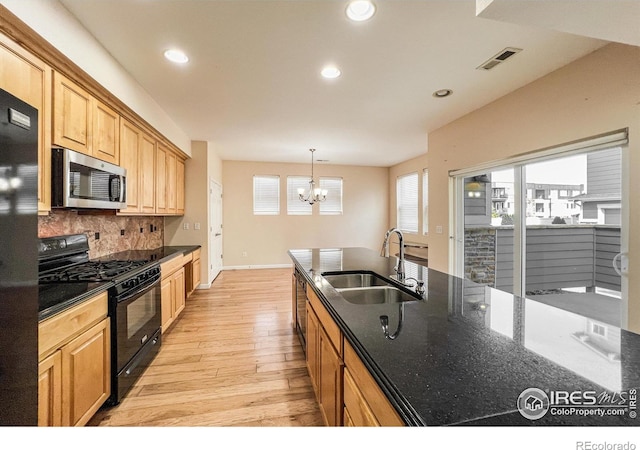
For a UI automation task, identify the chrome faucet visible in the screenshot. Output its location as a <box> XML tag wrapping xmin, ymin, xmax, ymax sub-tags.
<box><xmin>381</xmin><ymin>227</ymin><xmax>406</xmax><ymax>283</ymax></box>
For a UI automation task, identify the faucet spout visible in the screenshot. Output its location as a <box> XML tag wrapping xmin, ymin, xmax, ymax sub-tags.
<box><xmin>382</xmin><ymin>227</ymin><xmax>405</xmax><ymax>282</ymax></box>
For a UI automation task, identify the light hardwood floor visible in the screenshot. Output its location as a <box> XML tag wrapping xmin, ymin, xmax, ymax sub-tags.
<box><xmin>88</xmin><ymin>268</ymin><xmax>323</xmax><ymax>426</ymax></box>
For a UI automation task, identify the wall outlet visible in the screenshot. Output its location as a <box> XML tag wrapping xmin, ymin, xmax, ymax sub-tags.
<box><xmin>242</xmin><ymin>251</ymin><xmax>247</xmax><ymax>257</ymax></box>
<box><xmin>120</xmin><ymin>229</ymin><xmax>125</xmax><ymax>236</ymax></box>
<box><xmin>95</xmin><ymin>232</ymin><xmax>100</xmax><ymax>240</ymax></box>
<box><xmin>194</xmin><ymin>223</ymin><xmax>201</xmax><ymax>230</ymax></box>
<box><xmin>183</xmin><ymin>223</ymin><xmax>190</xmax><ymax>230</ymax></box>
<box><xmin>436</xmin><ymin>226</ymin><xmax>443</xmax><ymax>234</ymax></box>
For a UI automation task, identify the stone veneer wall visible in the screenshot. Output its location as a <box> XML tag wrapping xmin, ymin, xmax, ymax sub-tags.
<box><xmin>464</xmin><ymin>227</ymin><xmax>496</xmax><ymax>287</ymax></box>
<box><xmin>38</xmin><ymin>210</ymin><xmax>164</xmax><ymax>259</ymax></box>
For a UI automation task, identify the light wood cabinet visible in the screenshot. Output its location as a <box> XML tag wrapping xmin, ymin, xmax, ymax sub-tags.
<box><xmin>118</xmin><ymin>118</ymin><xmax>141</xmax><ymax>213</ymax></box>
<box><xmin>53</xmin><ymin>71</ymin><xmax>121</xmax><ymax>165</ymax></box>
<box><xmin>155</xmin><ymin>143</ymin><xmax>168</xmax><ymax>214</ymax></box>
<box><xmin>319</xmin><ymin>326</ymin><xmax>343</xmax><ymax>426</ymax></box>
<box><xmin>53</xmin><ymin>71</ymin><xmax>93</xmax><ymax>155</ymax></box>
<box><xmin>186</xmin><ymin>248</ymin><xmax>201</xmax><ymax>297</ymax></box>
<box><xmin>176</xmin><ymin>157</ymin><xmax>185</xmax><ymax>215</ymax></box>
<box><xmin>61</xmin><ymin>319</ymin><xmax>111</xmax><ymax>427</ymax></box>
<box><xmin>0</xmin><ymin>32</ymin><xmax>52</xmax><ymax>214</ymax></box>
<box><xmin>118</xmin><ymin>118</ymin><xmax>157</xmax><ymax>215</ymax></box>
<box><xmin>153</xmin><ymin>142</ymin><xmax>184</xmax><ymax>216</ymax></box>
<box><xmin>92</xmin><ymin>99</ymin><xmax>119</xmax><ymax>164</ymax></box>
<box><xmin>303</xmin><ymin>285</ymin><xmax>405</xmax><ymax>427</ymax></box>
<box><xmin>37</xmin><ymin>291</ymin><xmax>110</xmax><ymax>427</ymax></box>
<box><xmin>38</xmin><ymin>351</ymin><xmax>62</xmax><ymax>427</ymax></box>
<box><xmin>161</xmin><ymin>255</ymin><xmax>188</xmax><ymax>332</ymax></box>
<box><xmin>306</xmin><ymin>287</ymin><xmax>343</xmax><ymax>426</ymax></box>
<box><xmin>166</xmin><ymin>150</ymin><xmax>177</xmax><ymax>214</ymax></box>
<box><xmin>139</xmin><ymin>133</ymin><xmax>157</xmax><ymax>214</ymax></box>
<box><xmin>343</xmin><ymin>339</ymin><xmax>404</xmax><ymax>426</ymax></box>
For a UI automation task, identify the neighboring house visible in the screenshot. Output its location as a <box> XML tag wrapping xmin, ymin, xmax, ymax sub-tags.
<box><xmin>573</xmin><ymin>147</ymin><xmax>622</xmax><ymax>225</ymax></box>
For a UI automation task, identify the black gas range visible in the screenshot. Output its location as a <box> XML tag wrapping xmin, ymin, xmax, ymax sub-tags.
<box><xmin>39</xmin><ymin>234</ymin><xmax>162</xmax><ymax>406</ymax></box>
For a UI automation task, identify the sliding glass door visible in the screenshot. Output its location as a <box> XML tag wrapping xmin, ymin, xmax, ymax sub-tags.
<box><xmin>452</xmin><ymin>132</ymin><xmax>628</xmax><ymax>328</ymax></box>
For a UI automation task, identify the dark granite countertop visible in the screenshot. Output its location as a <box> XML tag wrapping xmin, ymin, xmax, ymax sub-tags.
<box><xmin>38</xmin><ymin>281</ymin><xmax>112</xmax><ymax>321</ymax></box>
<box><xmin>93</xmin><ymin>245</ymin><xmax>201</xmax><ymax>265</ymax></box>
<box><xmin>288</xmin><ymin>247</ymin><xmax>640</xmax><ymax>426</ymax></box>
<box><xmin>39</xmin><ymin>245</ymin><xmax>201</xmax><ymax>321</ymax></box>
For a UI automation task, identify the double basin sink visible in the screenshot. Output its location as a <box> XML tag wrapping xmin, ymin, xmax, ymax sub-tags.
<box><xmin>322</xmin><ymin>271</ymin><xmax>421</xmax><ymax>305</ymax></box>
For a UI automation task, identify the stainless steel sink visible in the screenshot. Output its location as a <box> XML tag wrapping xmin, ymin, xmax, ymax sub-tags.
<box><xmin>322</xmin><ymin>271</ymin><xmax>390</xmax><ymax>289</ymax></box>
<box><xmin>322</xmin><ymin>271</ymin><xmax>421</xmax><ymax>305</ymax></box>
<box><xmin>336</xmin><ymin>286</ymin><xmax>418</xmax><ymax>305</ymax></box>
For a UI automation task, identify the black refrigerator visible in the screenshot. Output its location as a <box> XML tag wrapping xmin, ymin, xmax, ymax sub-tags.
<box><xmin>0</xmin><ymin>87</ymin><xmax>39</xmax><ymax>425</ymax></box>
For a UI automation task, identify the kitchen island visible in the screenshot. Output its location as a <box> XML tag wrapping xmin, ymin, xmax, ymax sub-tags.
<box><xmin>289</xmin><ymin>247</ymin><xmax>640</xmax><ymax>426</ymax></box>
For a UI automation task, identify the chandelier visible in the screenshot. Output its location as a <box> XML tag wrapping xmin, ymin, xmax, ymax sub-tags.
<box><xmin>298</xmin><ymin>148</ymin><xmax>327</xmax><ymax>205</ymax></box>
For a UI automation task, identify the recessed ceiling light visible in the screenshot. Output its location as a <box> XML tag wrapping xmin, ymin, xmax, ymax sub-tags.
<box><xmin>433</xmin><ymin>89</ymin><xmax>453</xmax><ymax>98</ymax></box>
<box><xmin>164</xmin><ymin>49</ymin><xmax>189</xmax><ymax>64</ymax></box>
<box><xmin>321</xmin><ymin>66</ymin><xmax>341</xmax><ymax>79</ymax></box>
<box><xmin>346</xmin><ymin>1</ymin><xmax>376</xmax><ymax>22</ymax></box>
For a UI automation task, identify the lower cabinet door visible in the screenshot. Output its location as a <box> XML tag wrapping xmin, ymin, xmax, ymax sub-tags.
<box><xmin>61</xmin><ymin>318</ymin><xmax>110</xmax><ymax>426</ymax></box>
<box><xmin>306</xmin><ymin>304</ymin><xmax>320</xmax><ymax>394</ymax></box>
<box><xmin>319</xmin><ymin>327</ymin><xmax>343</xmax><ymax>426</ymax></box>
<box><xmin>38</xmin><ymin>350</ymin><xmax>62</xmax><ymax>426</ymax></box>
<box><xmin>343</xmin><ymin>367</ymin><xmax>379</xmax><ymax>426</ymax></box>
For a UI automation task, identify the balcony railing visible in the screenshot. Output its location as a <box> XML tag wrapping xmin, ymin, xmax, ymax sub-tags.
<box><xmin>464</xmin><ymin>225</ymin><xmax>621</xmax><ymax>294</ymax></box>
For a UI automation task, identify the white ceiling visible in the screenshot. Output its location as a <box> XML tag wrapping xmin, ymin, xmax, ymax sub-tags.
<box><xmin>56</xmin><ymin>0</ymin><xmax>631</xmax><ymax>167</ymax></box>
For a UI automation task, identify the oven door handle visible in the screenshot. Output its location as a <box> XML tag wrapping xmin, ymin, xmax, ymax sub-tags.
<box><xmin>116</xmin><ymin>276</ymin><xmax>160</xmax><ymax>304</ymax></box>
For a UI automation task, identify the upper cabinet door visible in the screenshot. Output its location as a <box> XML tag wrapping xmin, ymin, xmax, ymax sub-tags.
<box><xmin>118</xmin><ymin>118</ymin><xmax>141</xmax><ymax>214</ymax></box>
<box><xmin>93</xmin><ymin>100</ymin><xmax>120</xmax><ymax>165</ymax></box>
<box><xmin>53</xmin><ymin>71</ymin><xmax>93</xmax><ymax>155</ymax></box>
<box><xmin>0</xmin><ymin>32</ymin><xmax>52</xmax><ymax>215</ymax></box>
<box><xmin>139</xmin><ymin>133</ymin><xmax>157</xmax><ymax>214</ymax></box>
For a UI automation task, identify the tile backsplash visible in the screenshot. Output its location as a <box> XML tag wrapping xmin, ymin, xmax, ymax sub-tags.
<box><xmin>38</xmin><ymin>210</ymin><xmax>164</xmax><ymax>259</ymax></box>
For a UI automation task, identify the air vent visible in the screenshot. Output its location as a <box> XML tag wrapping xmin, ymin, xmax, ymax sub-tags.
<box><xmin>477</xmin><ymin>47</ymin><xmax>522</xmax><ymax>70</ymax></box>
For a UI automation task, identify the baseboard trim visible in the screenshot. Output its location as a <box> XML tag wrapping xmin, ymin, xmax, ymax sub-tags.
<box><xmin>223</xmin><ymin>264</ymin><xmax>293</xmax><ymax>270</ymax></box>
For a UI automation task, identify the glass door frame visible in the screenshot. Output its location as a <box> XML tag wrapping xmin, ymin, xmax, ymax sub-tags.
<box><xmin>449</xmin><ymin>129</ymin><xmax>629</xmax><ymax>327</ymax></box>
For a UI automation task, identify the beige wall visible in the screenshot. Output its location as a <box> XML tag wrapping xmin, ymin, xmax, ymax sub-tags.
<box><xmin>416</xmin><ymin>43</ymin><xmax>639</xmax><ymax>331</ymax></box>
<box><xmin>222</xmin><ymin>161</ymin><xmax>389</xmax><ymax>267</ymax></box>
<box><xmin>165</xmin><ymin>141</ymin><xmax>223</xmax><ymax>286</ymax></box>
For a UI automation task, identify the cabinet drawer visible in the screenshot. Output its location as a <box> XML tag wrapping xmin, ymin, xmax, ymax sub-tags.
<box><xmin>160</xmin><ymin>254</ymin><xmax>184</xmax><ymax>278</ymax></box>
<box><xmin>343</xmin><ymin>339</ymin><xmax>404</xmax><ymax>426</ymax></box>
<box><xmin>191</xmin><ymin>248</ymin><xmax>201</xmax><ymax>261</ymax></box>
<box><xmin>306</xmin><ymin>286</ymin><xmax>342</xmax><ymax>356</ymax></box>
<box><xmin>39</xmin><ymin>291</ymin><xmax>108</xmax><ymax>360</ymax></box>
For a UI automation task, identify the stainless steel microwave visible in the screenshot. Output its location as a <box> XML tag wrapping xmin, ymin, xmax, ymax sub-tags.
<box><xmin>52</xmin><ymin>148</ymin><xmax>127</xmax><ymax>210</ymax></box>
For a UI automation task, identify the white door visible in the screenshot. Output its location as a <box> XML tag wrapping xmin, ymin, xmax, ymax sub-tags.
<box><xmin>209</xmin><ymin>179</ymin><xmax>223</xmax><ymax>282</ymax></box>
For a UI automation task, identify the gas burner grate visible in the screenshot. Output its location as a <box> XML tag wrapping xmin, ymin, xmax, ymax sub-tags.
<box><xmin>39</xmin><ymin>260</ymin><xmax>148</xmax><ymax>283</ymax></box>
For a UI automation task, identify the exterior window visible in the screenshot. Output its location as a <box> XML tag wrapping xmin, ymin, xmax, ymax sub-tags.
<box><xmin>319</xmin><ymin>177</ymin><xmax>343</xmax><ymax>215</ymax></box>
<box><xmin>422</xmin><ymin>169</ymin><xmax>428</xmax><ymax>234</ymax></box>
<box><xmin>253</xmin><ymin>175</ymin><xmax>280</xmax><ymax>215</ymax></box>
<box><xmin>397</xmin><ymin>172</ymin><xmax>418</xmax><ymax>233</ymax></box>
<box><xmin>287</xmin><ymin>176</ymin><xmax>312</xmax><ymax>215</ymax></box>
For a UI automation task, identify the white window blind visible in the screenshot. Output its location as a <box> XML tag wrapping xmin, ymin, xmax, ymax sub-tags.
<box><xmin>253</xmin><ymin>175</ymin><xmax>280</xmax><ymax>215</ymax></box>
<box><xmin>397</xmin><ymin>172</ymin><xmax>418</xmax><ymax>233</ymax></box>
<box><xmin>422</xmin><ymin>169</ymin><xmax>429</xmax><ymax>234</ymax></box>
<box><xmin>319</xmin><ymin>177</ymin><xmax>343</xmax><ymax>215</ymax></box>
<box><xmin>287</xmin><ymin>176</ymin><xmax>312</xmax><ymax>215</ymax></box>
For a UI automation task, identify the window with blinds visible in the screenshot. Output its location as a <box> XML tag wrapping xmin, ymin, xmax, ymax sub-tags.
<box><xmin>423</xmin><ymin>169</ymin><xmax>429</xmax><ymax>234</ymax></box>
<box><xmin>253</xmin><ymin>175</ymin><xmax>280</xmax><ymax>215</ymax></box>
<box><xmin>319</xmin><ymin>177</ymin><xmax>343</xmax><ymax>215</ymax></box>
<box><xmin>397</xmin><ymin>172</ymin><xmax>418</xmax><ymax>233</ymax></box>
<box><xmin>287</xmin><ymin>176</ymin><xmax>312</xmax><ymax>215</ymax></box>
